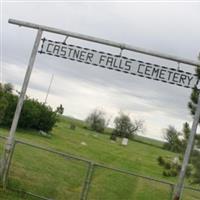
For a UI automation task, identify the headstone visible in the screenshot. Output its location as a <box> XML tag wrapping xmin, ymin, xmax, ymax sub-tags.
<box><xmin>122</xmin><ymin>138</ymin><xmax>128</xmax><ymax>146</ymax></box>
<box><xmin>173</xmin><ymin>157</ymin><xmax>180</xmax><ymax>165</ymax></box>
<box><xmin>39</xmin><ymin>130</ymin><xmax>48</xmax><ymax>137</ymax></box>
<box><xmin>81</xmin><ymin>141</ymin><xmax>87</xmax><ymax>146</ymax></box>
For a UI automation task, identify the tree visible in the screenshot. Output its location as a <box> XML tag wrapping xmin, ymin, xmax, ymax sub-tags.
<box><xmin>56</xmin><ymin>104</ymin><xmax>64</xmax><ymax>115</ymax></box>
<box><xmin>3</xmin><ymin>83</ymin><xmax>13</xmax><ymax>93</ymax></box>
<box><xmin>163</xmin><ymin>123</ymin><xmax>194</xmax><ymax>153</ymax></box>
<box><xmin>113</xmin><ymin>113</ymin><xmax>143</xmax><ymax>139</ymax></box>
<box><xmin>0</xmin><ymin>83</ymin><xmax>3</xmax><ymax>92</ymax></box>
<box><xmin>0</xmin><ymin>97</ymin><xmax>7</xmax><ymax>122</ymax></box>
<box><xmin>181</xmin><ymin>122</ymin><xmax>191</xmax><ymax>152</ymax></box>
<box><xmin>86</xmin><ymin>109</ymin><xmax>107</xmax><ymax>133</ymax></box>
<box><xmin>0</xmin><ymin>82</ymin><xmax>13</xmax><ymax>93</ymax></box>
<box><xmin>0</xmin><ymin>92</ymin><xmax>18</xmax><ymax>126</ymax></box>
<box><xmin>0</xmin><ymin>83</ymin><xmax>13</xmax><ymax>124</ymax></box>
<box><xmin>0</xmin><ymin>83</ymin><xmax>58</xmax><ymax>133</ymax></box>
<box><xmin>163</xmin><ymin>126</ymin><xmax>182</xmax><ymax>153</ymax></box>
<box><xmin>187</xmin><ymin>55</ymin><xmax>200</xmax><ymax>184</ymax></box>
<box><xmin>0</xmin><ymin>96</ymin><xmax>8</xmax><ymax>123</ymax></box>
<box><xmin>188</xmin><ymin>55</ymin><xmax>200</xmax><ymax>118</ymax></box>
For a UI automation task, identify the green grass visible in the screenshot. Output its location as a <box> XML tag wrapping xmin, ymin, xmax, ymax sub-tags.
<box><xmin>0</xmin><ymin>116</ymin><xmax>199</xmax><ymax>199</ymax></box>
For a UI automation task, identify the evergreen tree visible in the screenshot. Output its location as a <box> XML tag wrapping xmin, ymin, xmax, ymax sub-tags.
<box><xmin>163</xmin><ymin>126</ymin><xmax>182</xmax><ymax>153</ymax></box>
<box><xmin>187</xmin><ymin>55</ymin><xmax>200</xmax><ymax>184</ymax></box>
<box><xmin>181</xmin><ymin>122</ymin><xmax>191</xmax><ymax>152</ymax></box>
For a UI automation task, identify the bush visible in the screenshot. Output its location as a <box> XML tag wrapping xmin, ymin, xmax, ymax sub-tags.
<box><xmin>159</xmin><ymin>156</ymin><xmax>192</xmax><ymax>178</ymax></box>
<box><xmin>70</xmin><ymin>123</ymin><xmax>76</xmax><ymax>130</ymax></box>
<box><xmin>163</xmin><ymin>169</ymin><xmax>178</xmax><ymax>177</ymax></box>
<box><xmin>186</xmin><ymin>165</ymin><xmax>192</xmax><ymax>178</ymax></box>
<box><xmin>1</xmin><ymin>92</ymin><xmax>18</xmax><ymax>126</ymax></box>
<box><xmin>110</xmin><ymin>132</ymin><xmax>117</xmax><ymax>141</ymax></box>
<box><xmin>159</xmin><ymin>156</ymin><xmax>179</xmax><ymax>177</ymax></box>
<box><xmin>170</xmin><ymin>168</ymin><xmax>178</xmax><ymax>177</ymax></box>
<box><xmin>0</xmin><ymin>84</ymin><xmax>58</xmax><ymax>133</ymax></box>
<box><xmin>157</xmin><ymin>156</ymin><xmax>165</xmax><ymax>166</ymax></box>
<box><xmin>86</xmin><ymin>109</ymin><xmax>107</xmax><ymax>133</ymax></box>
<box><xmin>164</xmin><ymin>161</ymin><xmax>171</xmax><ymax>170</ymax></box>
<box><xmin>0</xmin><ymin>96</ymin><xmax>8</xmax><ymax>123</ymax></box>
<box><xmin>163</xmin><ymin>170</ymin><xmax>170</xmax><ymax>177</ymax></box>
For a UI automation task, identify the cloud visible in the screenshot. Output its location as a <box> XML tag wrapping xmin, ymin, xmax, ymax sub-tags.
<box><xmin>1</xmin><ymin>2</ymin><xmax>200</xmax><ymax>139</ymax></box>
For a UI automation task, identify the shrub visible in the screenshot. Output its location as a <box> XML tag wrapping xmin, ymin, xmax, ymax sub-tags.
<box><xmin>1</xmin><ymin>92</ymin><xmax>18</xmax><ymax>126</ymax></box>
<box><xmin>170</xmin><ymin>168</ymin><xmax>178</xmax><ymax>177</ymax></box>
<box><xmin>0</xmin><ymin>84</ymin><xmax>58</xmax><ymax>133</ymax></box>
<box><xmin>0</xmin><ymin>96</ymin><xmax>8</xmax><ymax>123</ymax></box>
<box><xmin>110</xmin><ymin>132</ymin><xmax>117</xmax><ymax>141</ymax></box>
<box><xmin>159</xmin><ymin>156</ymin><xmax>192</xmax><ymax>178</ymax></box>
<box><xmin>163</xmin><ymin>170</ymin><xmax>170</xmax><ymax>177</ymax></box>
<box><xmin>164</xmin><ymin>161</ymin><xmax>171</xmax><ymax>170</ymax></box>
<box><xmin>186</xmin><ymin>165</ymin><xmax>192</xmax><ymax>178</ymax></box>
<box><xmin>70</xmin><ymin>123</ymin><xmax>76</xmax><ymax>130</ymax></box>
<box><xmin>86</xmin><ymin>109</ymin><xmax>107</xmax><ymax>133</ymax></box>
<box><xmin>157</xmin><ymin>156</ymin><xmax>165</xmax><ymax>166</ymax></box>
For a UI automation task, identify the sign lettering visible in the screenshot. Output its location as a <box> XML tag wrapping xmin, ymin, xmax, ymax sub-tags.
<box><xmin>39</xmin><ymin>38</ymin><xmax>198</xmax><ymax>89</ymax></box>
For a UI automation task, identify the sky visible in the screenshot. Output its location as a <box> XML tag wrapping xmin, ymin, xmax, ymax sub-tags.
<box><xmin>1</xmin><ymin>1</ymin><xmax>200</xmax><ymax>140</ymax></box>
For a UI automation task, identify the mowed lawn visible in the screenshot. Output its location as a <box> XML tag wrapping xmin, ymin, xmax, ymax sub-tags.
<box><xmin>0</xmin><ymin>116</ymin><xmax>199</xmax><ymax>200</ymax></box>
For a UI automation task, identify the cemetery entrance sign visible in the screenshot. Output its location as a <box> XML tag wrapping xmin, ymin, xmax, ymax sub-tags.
<box><xmin>40</xmin><ymin>38</ymin><xmax>197</xmax><ymax>89</ymax></box>
<box><xmin>1</xmin><ymin>18</ymin><xmax>200</xmax><ymax>200</ymax></box>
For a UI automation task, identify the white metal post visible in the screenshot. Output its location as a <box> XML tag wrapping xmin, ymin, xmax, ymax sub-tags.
<box><xmin>173</xmin><ymin>92</ymin><xmax>200</xmax><ymax>200</ymax></box>
<box><xmin>0</xmin><ymin>29</ymin><xmax>43</xmax><ymax>188</ymax></box>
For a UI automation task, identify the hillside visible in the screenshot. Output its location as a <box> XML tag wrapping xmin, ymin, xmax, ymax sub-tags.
<box><xmin>0</xmin><ymin>116</ymin><xmax>199</xmax><ymax>200</ymax></box>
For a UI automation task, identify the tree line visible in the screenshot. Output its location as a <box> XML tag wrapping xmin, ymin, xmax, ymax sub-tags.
<box><xmin>85</xmin><ymin>109</ymin><xmax>144</xmax><ymax>140</ymax></box>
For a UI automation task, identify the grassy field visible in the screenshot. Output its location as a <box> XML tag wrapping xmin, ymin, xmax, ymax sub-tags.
<box><xmin>0</xmin><ymin>116</ymin><xmax>199</xmax><ymax>200</ymax></box>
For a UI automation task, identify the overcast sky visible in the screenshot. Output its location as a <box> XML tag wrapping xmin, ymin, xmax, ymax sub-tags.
<box><xmin>1</xmin><ymin>1</ymin><xmax>200</xmax><ymax>140</ymax></box>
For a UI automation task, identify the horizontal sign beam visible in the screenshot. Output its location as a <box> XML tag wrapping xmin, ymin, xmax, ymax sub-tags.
<box><xmin>8</xmin><ymin>18</ymin><xmax>200</xmax><ymax>67</ymax></box>
<box><xmin>39</xmin><ymin>38</ymin><xmax>198</xmax><ymax>89</ymax></box>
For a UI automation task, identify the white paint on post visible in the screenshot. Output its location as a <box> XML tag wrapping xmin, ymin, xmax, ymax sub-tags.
<box><xmin>173</xmin><ymin>92</ymin><xmax>200</xmax><ymax>200</ymax></box>
<box><xmin>1</xmin><ymin>29</ymin><xmax>43</xmax><ymax>187</ymax></box>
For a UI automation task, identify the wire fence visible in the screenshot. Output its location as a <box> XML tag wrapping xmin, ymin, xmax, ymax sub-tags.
<box><xmin>0</xmin><ymin>135</ymin><xmax>200</xmax><ymax>200</ymax></box>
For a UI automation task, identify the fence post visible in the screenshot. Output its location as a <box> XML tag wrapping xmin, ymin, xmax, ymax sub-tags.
<box><xmin>0</xmin><ymin>29</ymin><xmax>43</xmax><ymax>189</ymax></box>
<box><xmin>0</xmin><ymin>141</ymin><xmax>16</xmax><ymax>189</ymax></box>
<box><xmin>170</xmin><ymin>184</ymin><xmax>175</xmax><ymax>200</ymax></box>
<box><xmin>80</xmin><ymin>162</ymin><xmax>95</xmax><ymax>200</ymax></box>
